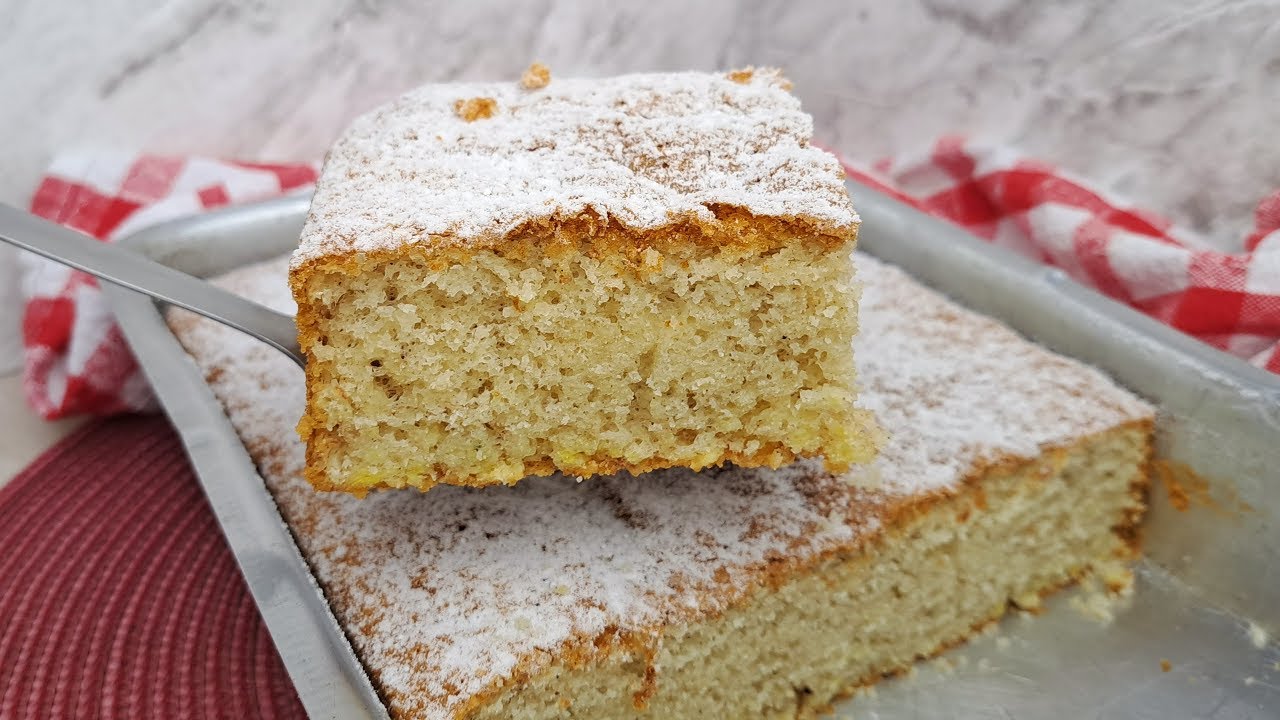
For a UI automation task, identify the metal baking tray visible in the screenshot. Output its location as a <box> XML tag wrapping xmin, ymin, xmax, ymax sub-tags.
<box><xmin>104</xmin><ymin>182</ymin><xmax>1280</xmax><ymax>719</ymax></box>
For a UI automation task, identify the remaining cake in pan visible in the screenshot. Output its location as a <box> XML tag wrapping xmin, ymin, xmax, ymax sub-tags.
<box><xmin>289</xmin><ymin>67</ymin><xmax>879</xmax><ymax>494</ymax></box>
<box><xmin>171</xmin><ymin>252</ymin><xmax>1153</xmax><ymax>720</ymax></box>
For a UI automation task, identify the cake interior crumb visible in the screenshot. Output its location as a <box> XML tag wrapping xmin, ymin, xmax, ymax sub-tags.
<box><xmin>300</xmin><ymin>235</ymin><xmax>869</xmax><ymax>491</ymax></box>
<box><xmin>454</xmin><ymin>96</ymin><xmax>497</xmax><ymax>121</ymax></box>
<box><xmin>521</xmin><ymin>62</ymin><xmax>551</xmax><ymax>89</ymax></box>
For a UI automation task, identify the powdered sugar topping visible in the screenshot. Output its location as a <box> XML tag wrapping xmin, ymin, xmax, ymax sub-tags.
<box><xmin>294</xmin><ymin>69</ymin><xmax>857</xmax><ymax>265</ymax></box>
<box><xmin>853</xmin><ymin>254</ymin><xmax>1152</xmax><ymax>493</ymax></box>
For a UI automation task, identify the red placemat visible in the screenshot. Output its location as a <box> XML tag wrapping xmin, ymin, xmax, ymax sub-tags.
<box><xmin>0</xmin><ymin>415</ymin><xmax>305</xmax><ymax>720</ymax></box>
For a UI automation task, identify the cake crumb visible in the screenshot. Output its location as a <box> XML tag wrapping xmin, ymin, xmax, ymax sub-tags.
<box><xmin>726</xmin><ymin>66</ymin><xmax>793</xmax><ymax>91</ymax></box>
<box><xmin>995</xmin><ymin>636</ymin><xmax>1011</xmax><ymax>650</ymax></box>
<box><xmin>1069</xmin><ymin>581</ymin><xmax>1121</xmax><ymax>624</ymax></box>
<box><xmin>1068</xmin><ymin>564</ymin><xmax>1135</xmax><ymax>624</ymax></box>
<box><xmin>520</xmin><ymin>63</ymin><xmax>551</xmax><ymax>90</ymax></box>
<box><xmin>1012</xmin><ymin>590</ymin><xmax>1043</xmax><ymax>613</ymax></box>
<box><xmin>454</xmin><ymin>97</ymin><xmax>497</xmax><ymax>121</ymax></box>
<box><xmin>1160</xmin><ymin>659</ymin><xmax>1172</xmax><ymax>672</ymax></box>
<box><xmin>1155</xmin><ymin>459</ymin><xmax>1254</xmax><ymax>516</ymax></box>
<box><xmin>1160</xmin><ymin>465</ymin><xmax>1192</xmax><ymax>511</ymax></box>
<box><xmin>1244</xmin><ymin>676</ymin><xmax>1255</xmax><ymax>686</ymax></box>
<box><xmin>1096</xmin><ymin>559</ymin><xmax>1135</xmax><ymax>595</ymax></box>
<box><xmin>1247</xmin><ymin>621</ymin><xmax>1269</xmax><ymax>649</ymax></box>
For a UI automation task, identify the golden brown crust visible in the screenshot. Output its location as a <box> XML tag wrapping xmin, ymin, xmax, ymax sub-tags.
<box><xmin>1120</xmin><ymin>417</ymin><xmax>1155</xmax><ymax>552</ymax></box>
<box><xmin>298</xmin><ymin>428</ymin><xmax>872</xmax><ymax>495</ymax></box>
<box><xmin>290</xmin><ymin>206</ymin><xmax>856</xmax><ymax>285</ymax></box>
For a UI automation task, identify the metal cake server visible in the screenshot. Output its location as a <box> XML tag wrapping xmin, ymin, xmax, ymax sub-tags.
<box><xmin>0</xmin><ymin>203</ymin><xmax>305</xmax><ymax>367</ymax></box>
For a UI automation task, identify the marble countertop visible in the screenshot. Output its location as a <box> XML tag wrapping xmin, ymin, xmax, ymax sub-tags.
<box><xmin>3</xmin><ymin>0</ymin><xmax>1278</xmax><ymax>483</ymax></box>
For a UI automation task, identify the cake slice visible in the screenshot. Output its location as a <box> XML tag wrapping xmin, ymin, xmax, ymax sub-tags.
<box><xmin>290</xmin><ymin>67</ymin><xmax>878</xmax><ymax>493</ymax></box>
<box><xmin>171</xmin><ymin>252</ymin><xmax>1153</xmax><ymax>720</ymax></box>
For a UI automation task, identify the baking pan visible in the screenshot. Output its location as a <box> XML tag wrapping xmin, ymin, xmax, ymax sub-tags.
<box><xmin>104</xmin><ymin>182</ymin><xmax>1280</xmax><ymax>719</ymax></box>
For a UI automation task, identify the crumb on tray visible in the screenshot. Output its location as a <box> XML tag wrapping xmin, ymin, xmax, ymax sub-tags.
<box><xmin>520</xmin><ymin>62</ymin><xmax>551</xmax><ymax>89</ymax></box>
<box><xmin>454</xmin><ymin>96</ymin><xmax>497</xmax><ymax>121</ymax></box>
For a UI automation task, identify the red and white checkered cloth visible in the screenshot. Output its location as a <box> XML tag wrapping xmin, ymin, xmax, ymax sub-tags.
<box><xmin>20</xmin><ymin>152</ymin><xmax>317</xmax><ymax>417</ymax></box>
<box><xmin>19</xmin><ymin>139</ymin><xmax>1280</xmax><ymax>418</ymax></box>
<box><xmin>843</xmin><ymin>137</ymin><xmax>1280</xmax><ymax>371</ymax></box>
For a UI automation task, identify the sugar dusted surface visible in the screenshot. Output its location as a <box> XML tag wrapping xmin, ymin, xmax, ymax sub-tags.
<box><xmin>294</xmin><ymin>69</ymin><xmax>857</xmax><ymax>265</ymax></box>
<box><xmin>852</xmin><ymin>254</ymin><xmax>1153</xmax><ymax>493</ymax></box>
<box><xmin>167</xmin><ymin>253</ymin><xmax>1151</xmax><ymax>720</ymax></box>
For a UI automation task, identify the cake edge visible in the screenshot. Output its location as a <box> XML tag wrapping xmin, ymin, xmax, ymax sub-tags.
<box><xmin>366</xmin><ymin>417</ymin><xmax>1152</xmax><ymax>718</ymax></box>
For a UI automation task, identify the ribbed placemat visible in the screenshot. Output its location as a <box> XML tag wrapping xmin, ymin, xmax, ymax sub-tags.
<box><xmin>0</xmin><ymin>415</ymin><xmax>306</xmax><ymax>719</ymax></box>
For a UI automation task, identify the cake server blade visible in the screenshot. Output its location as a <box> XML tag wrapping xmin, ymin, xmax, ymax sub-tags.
<box><xmin>0</xmin><ymin>202</ymin><xmax>305</xmax><ymax>367</ymax></box>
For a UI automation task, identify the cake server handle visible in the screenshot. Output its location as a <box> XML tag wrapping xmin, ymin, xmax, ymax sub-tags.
<box><xmin>0</xmin><ymin>203</ymin><xmax>305</xmax><ymax>368</ymax></box>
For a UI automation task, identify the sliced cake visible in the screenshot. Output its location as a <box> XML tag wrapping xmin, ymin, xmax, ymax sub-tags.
<box><xmin>171</xmin><ymin>252</ymin><xmax>1153</xmax><ymax>719</ymax></box>
<box><xmin>290</xmin><ymin>67</ymin><xmax>878</xmax><ymax>493</ymax></box>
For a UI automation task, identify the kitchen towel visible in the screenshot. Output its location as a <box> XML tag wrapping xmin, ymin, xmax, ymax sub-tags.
<box><xmin>19</xmin><ymin>152</ymin><xmax>318</xmax><ymax>417</ymax></box>
<box><xmin>18</xmin><ymin>138</ymin><xmax>1280</xmax><ymax>418</ymax></box>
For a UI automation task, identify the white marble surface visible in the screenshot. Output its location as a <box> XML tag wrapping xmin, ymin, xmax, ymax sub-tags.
<box><xmin>2</xmin><ymin>0</ymin><xmax>1279</xmax><ymax>483</ymax></box>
